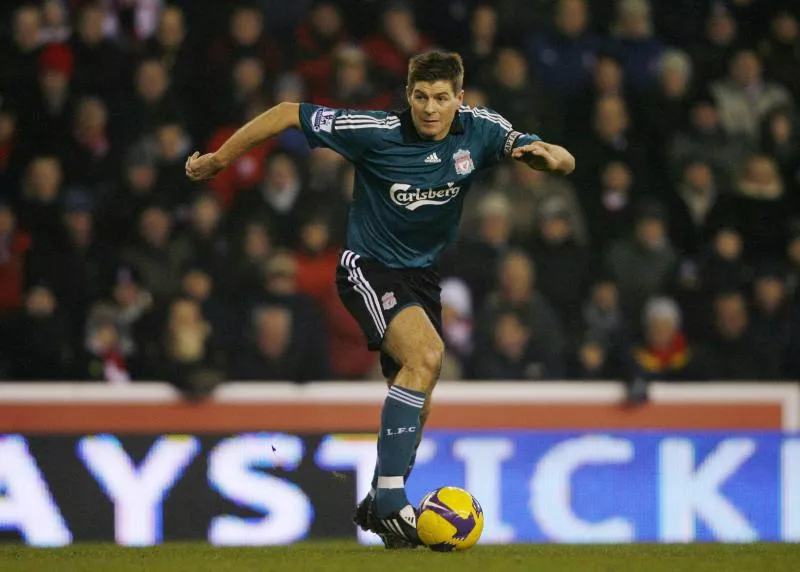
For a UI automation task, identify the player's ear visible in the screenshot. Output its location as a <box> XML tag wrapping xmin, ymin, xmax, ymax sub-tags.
<box><xmin>456</xmin><ymin>89</ymin><xmax>464</xmax><ymax>106</ymax></box>
<box><xmin>405</xmin><ymin>85</ymin><xmax>413</xmax><ymax>106</ymax></box>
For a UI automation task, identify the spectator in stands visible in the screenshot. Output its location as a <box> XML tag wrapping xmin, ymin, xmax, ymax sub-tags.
<box><xmin>750</xmin><ymin>263</ymin><xmax>794</xmax><ymax>377</ymax></box>
<box><xmin>231</xmin><ymin>220</ymin><xmax>274</xmax><ymax>299</ymax></box>
<box><xmin>208</xmin><ymin>2</ymin><xmax>284</xmax><ymax>83</ymax></box>
<box><xmin>99</xmin><ymin>265</ymin><xmax>155</xmax><ymax>364</ymax></box>
<box><xmin>700</xmin><ymin>290</ymin><xmax>778</xmax><ymax>380</ymax></box>
<box><xmin>97</xmin><ymin>143</ymin><xmax>158</xmax><ymax>249</ymax></box>
<box><xmin>316</xmin><ymin>44</ymin><xmax>393</xmax><ymax>110</ymax></box>
<box><xmin>478</xmin><ymin>249</ymin><xmax>565</xmax><ymax>364</ymax></box>
<box><xmin>24</xmin><ymin>42</ymin><xmax>75</xmax><ymax>153</ymax></box>
<box><xmin>711</xmin><ymin>49</ymin><xmax>793</xmax><ymax>141</ymax></box>
<box><xmin>639</xmin><ymin>49</ymin><xmax>695</xmax><ymax>167</ymax></box>
<box><xmin>0</xmin><ymin>201</ymin><xmax>32</xmax><ymax>315</ymax></box>
<box><xmin>694</xmin><ymin>226</ymin><xmax>751</xmax><ymax>307</ymax></box>
<box><xmin>245</xmin><ymin>250</ymin><xmax>329</xmax><ymax>366</ymax></box>
<box><xmin>444</xmin><ymin>192</ymin><xmax>513</xmax><ymax>313</ymax></box>
<box><xmin>100</xmin><ymin>0</ymin><xmax>165</xmax><ymax>44</ymax></box>
<box><xmin>292</xmin><ymin>213</ymin><xmax>375</xmax><ymax>379</ymax></box>
<box><xmin>149</xmin><ymin>297</ymin><xmax>226</xmax><ymax>396</ymax></box>
<box><xmin>604</xmin><ymin>200</ymin><xmax>677</xmax><ymax>322</ymax></box>
<box><xmin>153</xmin><ymin>119</ymin><xmax>196</xmax><ymax>207</ymax></box>
<box><xmin>16</xmin><ymin>154</ymin><xmax>65</xmax><ymax>244</ymax></box>
<box><xmin>760</xmin><ymin>106</ymin><xmax>800</xmax><ymax>198</ymax></box>
<box><xmin>501</xmin><ymin>159</ymin><xmax>588</xmax><ymax>246</ymax></box>
<box><xmin>583</xmin><ymin>160</ymin><xmax>637</xmax><ymax>254</ymax></box>
<box><xmin>30</xmin><ymin>189</ymin><xmax>115</xmax><ymax>339</ymax></box>
<box><xmin>363</xmin><ymin>3</ymin><xmax>432</xmax><ymax>86</ymax></box>
<box><xmin>568</xmin><ymin>50</ymin><xmax>631</xmax><ymax>135</ymax></box>
<box><xmin>530</xmin><ymin>197</ymin><xmax>593</xmax><ymax>336</ymax></box>
<box><xmin>581</xmin><ymin>277</ymin><xmax>629</xmax><ymax>351</ymax></box>
<box><xmin>575</xmin><ymin>95</ymin><xmax>649</xmax><ymax>189</ymax></box>
<box><xmin>482</xmin><ymin>47</ymin><xmax>562</xmax><ymax>140</ymax></box>
<box><xmin>122</xmin><ymin>204</ymin><xmax>192</xmax><ymax>301</ymax></box>
<box><xmin>468</xmin><ymin>308</ymin><xmax>564</xmax><ymax>380</ymax></box>
<box><xmin>440</xmin><ymin>277</ymin><xmax>474</xmax><ymax>380</ymax></box>
<box><xmin>460</xmin><ymin>4</ymin><xmax>500</xmax><ymax>87</ymax></box>
<box><xmin>690</xmin><ymin>6</ymin><xmax>739</xmax><ymax>88</ymax></box>
<box><xmin>609</xmin><ymin>0</ymin><xmax>664</xmax><ymax>91</ymax></box>
<box><xmin>173</xmin><ymin>192</ymin><xmax>228</xmax><ymax>278</ymax></box>
<box><xmin>180</xmin><ymin>266</ymin><xmax>233</xmax><ymax>349</ymax></box>
<box><xmin>729</xmin><ymin>154</ymin><xmax>790</xmax><ymax>262</ymax></box>
<box><xmin>294</xmin><ymin>213</ymin><xmax>339</xmax><ymax>302</ymax></box>
<box><xmin>668</xmin><ymin>94</ymin><xmax>752</xmax><ymax>188</ymax></box>
<box><xmin>143</xmin><ymin>5</ymin><xmax>197</xmax><ymax>124</ymax></box>
<box><xmin>632</xmin><ymin>296</ymin><xmax>701</xmax><ymax>381</ymax></box>
<box><xmin>222</xmin><ymin>55</ymin><xmax>268</xmax><ymax>126</ymax></box>
<box><xmin>527</xmin><ymin>0</ymin><xmax>599</xmax><ymax>96</ymax></box>
<box><xmin>0</xmin><ymin>4</ymin><xmax>43</xmax><ymax>105</ymax></box>
<box><xmin>664</xmin><ymin>159</ymin><xmax>732</xmax><ymax>256</ymax></box>
<box><xmin>78</xmin><ymin>302</ymin><xmax>131</xmax><ymax>383</ymax></box>
<box><xmin>61</xmin><ymin>95</ymin><xmax>115</xmax><ymax>190</ymax></box>
<box><xmin>230</xmin><ymin>151</ymin><xmax>310</xmax><ymax>247</ymax></box>
<box><xmin>0</xmin><ymin>284</ymin><xmax>73</xmax><ymax>380</ymax></box>
<box><xmin>39</xmin><ymin>0</ymin><xmax>72</xmax><ymax>45</ymax></box>
<box><xmin>124</xmin><ymin>58</ymin><xmax>182</xmax><ymax>143</ymax></box>
<box><xmin>294</xmin><ymin>1</ymin><xmax>348</xmax><ymax>101</ymax></box>
<box><xmin>69</xmin><ymin>2</ymin><xmax>125</xmax><ymax>102</ymax></box>
<box><xmin>234</xmin><ymin>304</ymin><xmax>330</xmax><ymax>381</ymax></box>
<box><xmin>759</xmin><ymin>8</ymin><xmax>800</xmax><ymax>101</ymax></box>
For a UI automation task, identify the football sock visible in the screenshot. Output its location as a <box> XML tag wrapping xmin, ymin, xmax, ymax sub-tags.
<box><xmin>375</xmin><ymin>385</ymin><xmax>426</xmax><ymax>517</ymax></box>
<box><xmin>369</xmin><ymin>436</ymin><xmax>419</xmax><ymax>495</ymax></box>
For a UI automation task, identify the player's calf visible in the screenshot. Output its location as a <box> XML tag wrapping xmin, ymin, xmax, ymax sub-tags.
<box><xmin>375</xmin><ymin>307</ymin><xmax>442</xmax><ymax>519</ymax></box>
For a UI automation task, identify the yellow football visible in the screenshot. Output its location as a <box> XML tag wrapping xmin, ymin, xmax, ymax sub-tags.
<box><xmin>416</xmin><ymin>486</ymin><xmax>484</xmax><ymax>551</ymax></box>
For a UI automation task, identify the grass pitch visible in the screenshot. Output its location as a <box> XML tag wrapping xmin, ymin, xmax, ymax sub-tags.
<box><xmin>1</xmin><ymin>541</ymin><xmax>798</xmax><ymax>572</ymax></box>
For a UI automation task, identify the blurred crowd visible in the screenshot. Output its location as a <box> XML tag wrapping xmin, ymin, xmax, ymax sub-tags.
<box><xmin>1</xmin><ymin>0</ymin><xmax>800</xmax><ymax>395</ymax></box>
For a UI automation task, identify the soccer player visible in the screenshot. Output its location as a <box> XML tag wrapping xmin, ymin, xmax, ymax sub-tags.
<box><xmin>186</xmin><ymin>51</ymin><xmax>575</xmax><ymax>547</ymax></box>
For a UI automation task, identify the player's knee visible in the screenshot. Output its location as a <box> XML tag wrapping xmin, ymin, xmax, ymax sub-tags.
<box><xmin>411</xmin><ymin>341</ymin><xmax>444</xmax><ymax>384</ymax></box>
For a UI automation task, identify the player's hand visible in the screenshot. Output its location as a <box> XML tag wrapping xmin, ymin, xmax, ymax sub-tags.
<box><xmin>511</xmin><ymin>141</ymin><xmax>560</xmax><ymax>172</ymax></box>
<box><xmin>185</xmin><ymin>151</ymin><xmax>224</xmax><ymax>181</ymax></box>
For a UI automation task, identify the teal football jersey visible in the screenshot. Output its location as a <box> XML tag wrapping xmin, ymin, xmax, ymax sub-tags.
<box><xmin>299</xmin><ymin>103</ymin><xmax>540</xmax><ymax>268</ymax></box>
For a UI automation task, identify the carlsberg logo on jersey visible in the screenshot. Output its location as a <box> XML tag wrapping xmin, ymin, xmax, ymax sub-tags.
<box><xmin>389</xmin><ymin>182</ymin><xmax>462</xmax><ymax>211</ymax></box>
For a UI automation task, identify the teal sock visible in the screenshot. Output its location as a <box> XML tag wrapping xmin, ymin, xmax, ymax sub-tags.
<box><xmin>369</xmin><ymin>440</ymin><xmax>418</xmax><ymax>494</ymax></box>
<box><xmin>374</xmin><ymin>385</ymin><xmax>425</xmax><ymax>517</ymax></box>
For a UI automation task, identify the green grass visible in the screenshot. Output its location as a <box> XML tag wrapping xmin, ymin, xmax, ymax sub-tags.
<box><xmin>1</xmin><ymin>541</ymin><xmax>798</xmax><ymax>572</ymax></box>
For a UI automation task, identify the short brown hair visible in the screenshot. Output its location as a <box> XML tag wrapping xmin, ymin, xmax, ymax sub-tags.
<box><xmin>407</xmin><ymin>51</ymin><xmax>464</xmax><ymax>94</ymax></box>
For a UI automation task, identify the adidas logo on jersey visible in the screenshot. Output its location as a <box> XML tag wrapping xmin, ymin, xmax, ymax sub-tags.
<box><xmin>424</xmin><ymin>152</ymin><xmax>441</xmax><ymax>164</ymax></box>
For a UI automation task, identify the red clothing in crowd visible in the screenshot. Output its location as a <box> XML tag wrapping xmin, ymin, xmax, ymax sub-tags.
<box><xmin>295</xmin><ymin>247</ymin><xmax>377</xmax><ymax>378</ymax></box>
<box><xmin>362</xmin><ymin>33</ymin><xmax>433</xmax><ymax>81</ymax></box>
<box><xmin>0</xmin><ymin>231</ymin><xmax>32</xmax><ymax>313</ymax></box>
<box><xmin>294</xmin><ymin>22</ymin><xmax>349</xmax><ymax>102</ymax></box>
<box><xmin>206</xmin><ymin>126</ymin><xmax>275</xmax><ymax>209</ymax></box>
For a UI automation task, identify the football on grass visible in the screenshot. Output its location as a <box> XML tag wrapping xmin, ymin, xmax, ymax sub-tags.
<box><xmin>416</xmin><ymin>486</ymin><xmax>484</xmax><ymax>551</ymax></box>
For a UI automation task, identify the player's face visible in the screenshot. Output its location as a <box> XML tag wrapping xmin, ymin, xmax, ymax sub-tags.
<box><xmin>408</xmin><ymin>80</ymin><xmax>464</xmax><ymax>141</ymax></box>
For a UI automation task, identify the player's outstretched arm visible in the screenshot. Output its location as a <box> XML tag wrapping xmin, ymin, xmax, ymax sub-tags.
<box><xmin>511</xmin><ymin>141</ymin><xmax>575</xmax><ymax>175</ymax></box>
<box><xmin>185</xmin><ymin>102</ymin><xmax>301</xmax><ymax>181</ymax></box>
